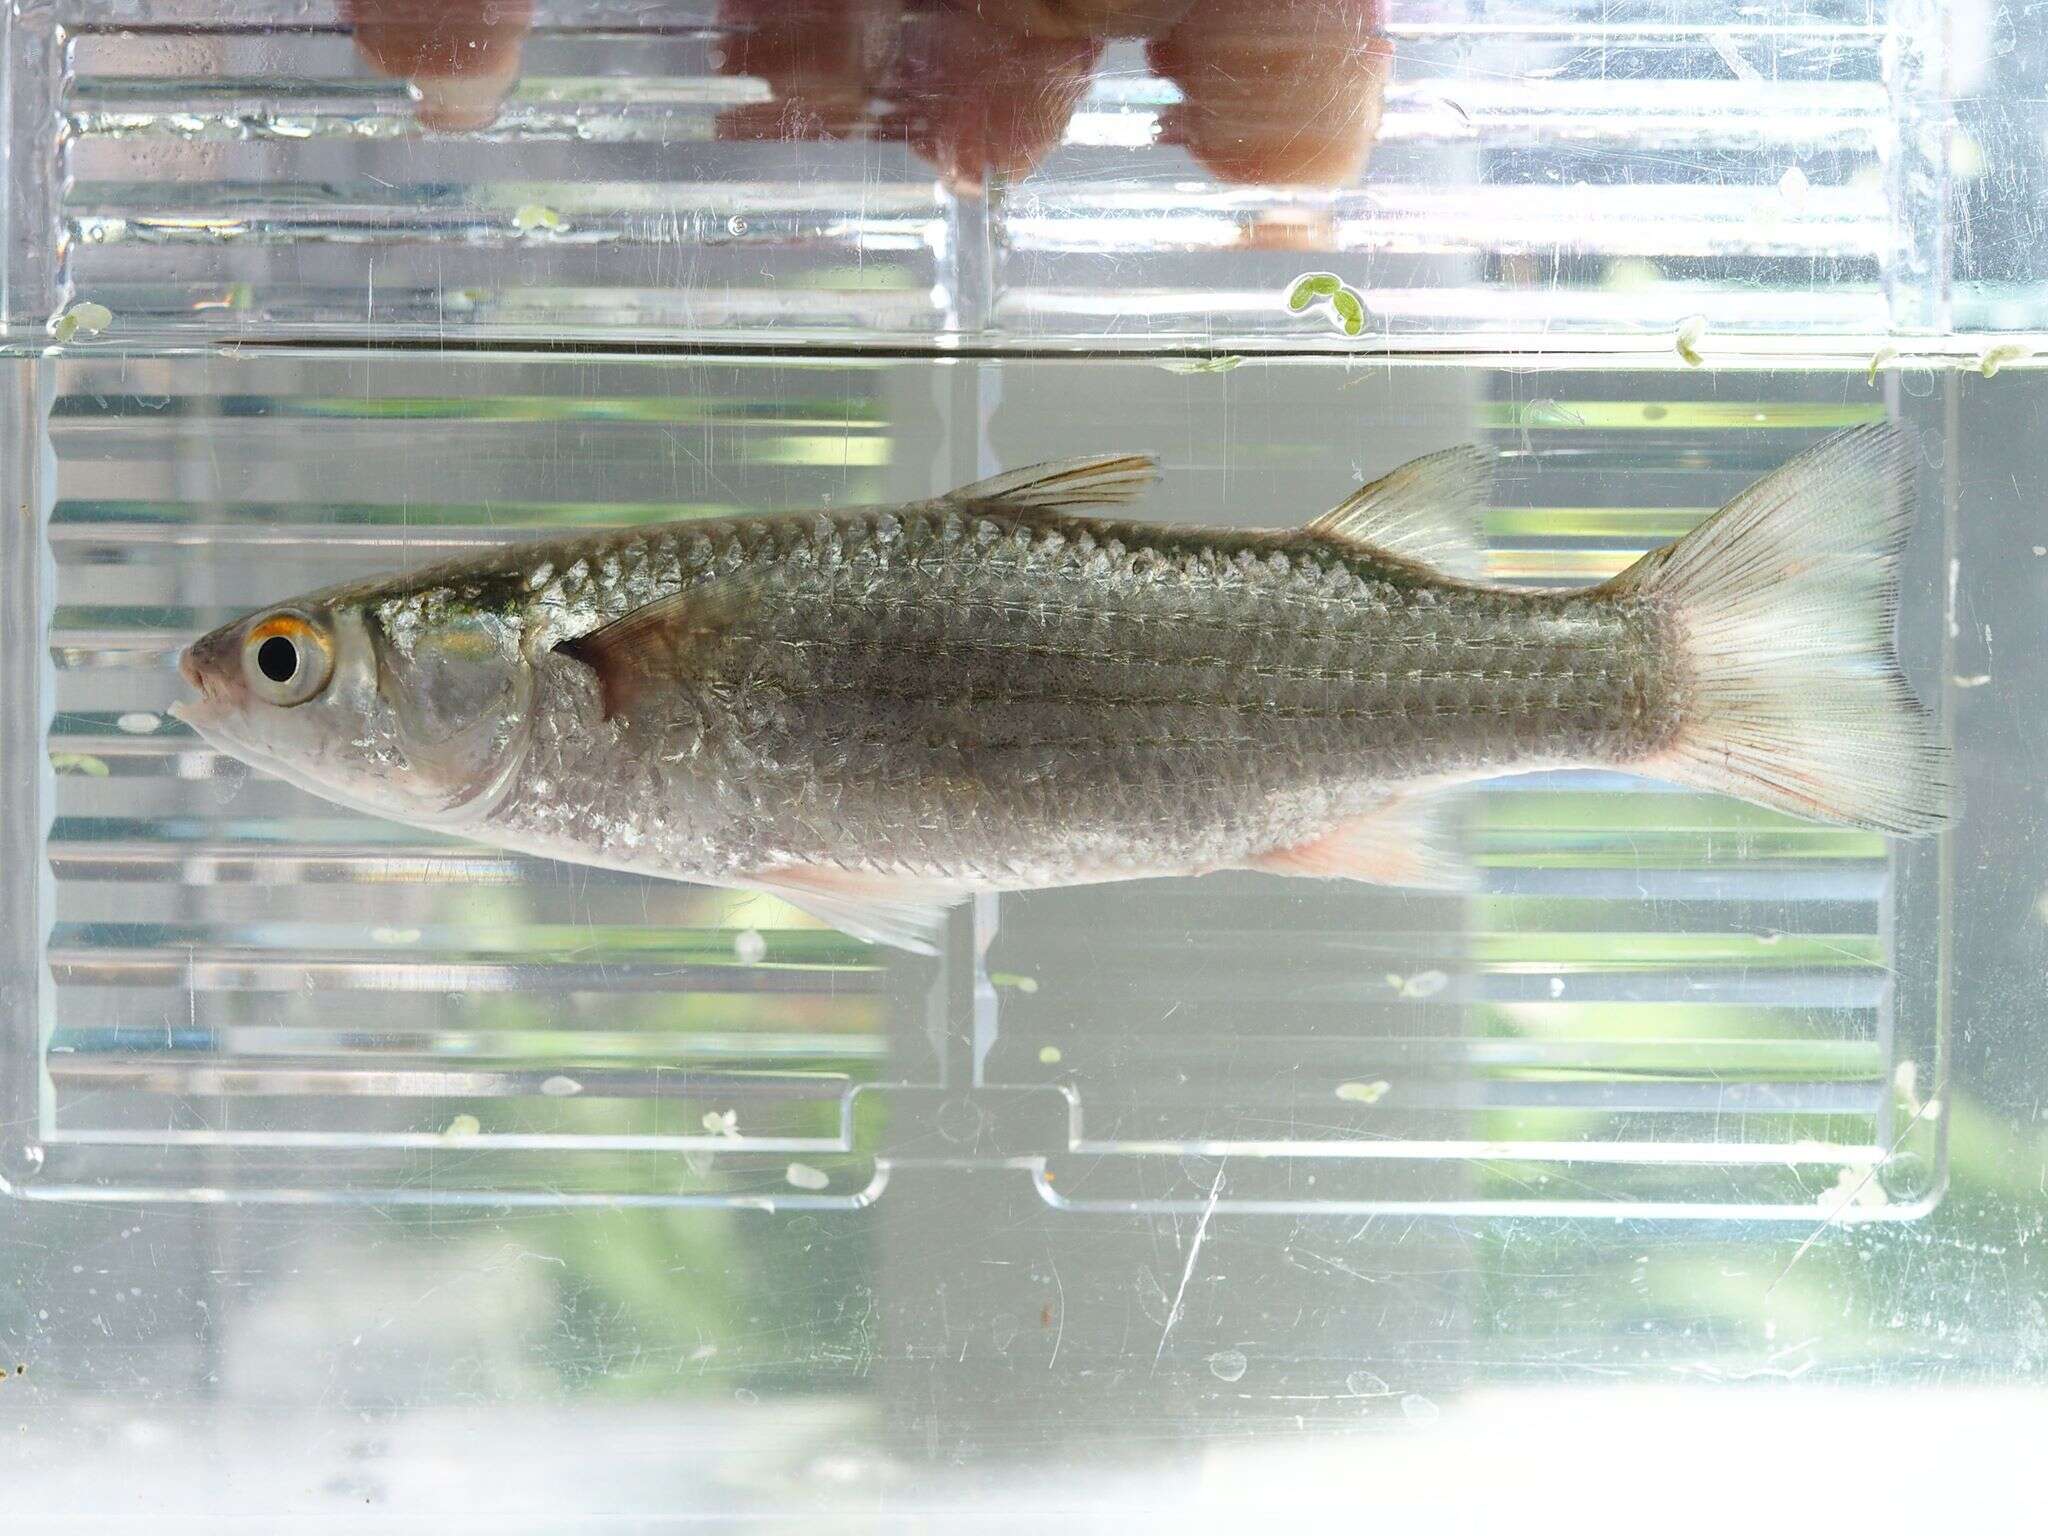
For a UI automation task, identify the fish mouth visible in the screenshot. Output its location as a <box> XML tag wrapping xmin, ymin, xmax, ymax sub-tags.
<box><xmin>166</xmin><ymin>696</ymin><xmax>211</xmax><ymax>730</ymax></box>
<box><xmin>167</xmin><ymin>691</ymin><xmax>235</xmax><ymax>744</ymax></box>
<box><xmin>172</xmin><ymin>635</ymin><xmax>249</xmax><ymax>732</ymax></box>
<box><xmin>167</xmin><ymin>693</ymin><xmax>300</xmax><ymax>799</ymax></box>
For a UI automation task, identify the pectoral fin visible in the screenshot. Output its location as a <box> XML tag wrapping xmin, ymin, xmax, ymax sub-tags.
<box><xmin>554</xmin><ymin>579</ymin><xmax>751</xmax><ymax>722</ymax></box>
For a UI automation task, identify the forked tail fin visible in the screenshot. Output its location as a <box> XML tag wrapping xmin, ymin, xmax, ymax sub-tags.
<box><xmin>1605</xmin><ymin>424</ymin><xmax>1949</xmax><ymax>834</ymax></box>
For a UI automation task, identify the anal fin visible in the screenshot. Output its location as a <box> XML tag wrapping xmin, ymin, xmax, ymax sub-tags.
<box><xmin>745</xmin><ymin>865</ymin><xmax>972</xmax><ymax>956</ymax></box>
<box><xmin>1246</xmin><ymin>794</ymin><xmax>1472</xmax><ymax>892</ymax></box>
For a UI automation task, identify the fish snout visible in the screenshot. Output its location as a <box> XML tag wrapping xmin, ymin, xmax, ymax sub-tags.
<box><xmin>177</xmin><ymin>625</ymin><xmax>250</xmax><ymax>710</ymax></box>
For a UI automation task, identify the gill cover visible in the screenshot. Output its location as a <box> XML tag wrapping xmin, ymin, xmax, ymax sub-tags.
<box><xmin>371</xmin><ymin>610</ymin><xmax>534</xmax><ymax>816</ymax></box>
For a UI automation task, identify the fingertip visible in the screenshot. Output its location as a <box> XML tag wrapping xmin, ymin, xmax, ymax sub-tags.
<box><xmin>891</xmin><ymin>14</ymin><xmax>1102</xmax><ymax>189</ymax></box>
<box><xmin>964</xmin><ymin>0</ymin><xmax>1195</xmax><ymax>40</ymax></box>
<box><xmin>409</xmin><ymin>59</ymin><xmax>521</xmax><ymax>132</ymax></box>
<box><xmin>713</xmin><ymin>0</ymin><xmax>894</xmax><ymax>145</ymax></box>
<box><xmin>1148</xmin><ymin>0</ymin><xmax>1391</xmax><ymax>187</ymax></box>
<box><xmin>344</xmin><ymin>0</ymin><xmax>534</xmax><ymax>132</ymax></box>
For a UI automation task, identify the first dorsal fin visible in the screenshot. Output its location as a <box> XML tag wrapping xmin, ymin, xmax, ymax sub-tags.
<box><xmin>946</xmin><ymin>453</ymin><xmax>1160</xmax><ymax>512</ymax></box>
<box><xmin>1307</xmin><ymin>445</ymin><xmax>1491</xmax><ymax>579</ymax></box>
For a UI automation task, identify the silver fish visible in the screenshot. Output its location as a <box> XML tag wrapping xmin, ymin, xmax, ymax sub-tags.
<box><xmin>173</xmin><ymin>426</ymin><xmax>1946</xmax><ymax>953</ymax></box>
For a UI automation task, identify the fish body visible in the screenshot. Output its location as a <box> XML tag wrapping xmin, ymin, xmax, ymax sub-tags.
<box><xmin>175</xmin><ymin>429</ymin><xmax>1946</xmax><ymax>951</ymax></box>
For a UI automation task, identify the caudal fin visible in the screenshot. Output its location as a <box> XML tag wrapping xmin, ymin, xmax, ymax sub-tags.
<box><xmin>1606</xmin><ymin>424</ymin><xmax>1949</xmax><ymax>835</ymax></box>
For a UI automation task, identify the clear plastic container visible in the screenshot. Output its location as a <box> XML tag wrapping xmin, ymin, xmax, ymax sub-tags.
<box><xmin>3</xmin><ymin>2</ymin><xmax>2044</xmax><ymax>1527</ymax></box>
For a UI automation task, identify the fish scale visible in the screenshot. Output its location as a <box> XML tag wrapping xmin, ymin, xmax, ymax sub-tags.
<box><xmin>474</xmin><ymin>499</ymin><xmax>1672</xmax><ymax>893</ymax></box>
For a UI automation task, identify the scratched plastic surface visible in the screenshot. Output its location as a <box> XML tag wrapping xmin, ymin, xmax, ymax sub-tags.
<box><xmin>3</xmin><ymin>351</ymin><xmax>1949</xmax><ymax>1217</ymax></box>
<box><xmin>0</xmin><ymin>0</ymin><xmax>2001</xmax><ymax>355</ymax></box>
<box><xmin>5</xmin><ymin>1</ymin><xmax>2048</xmax><ymax>1530</ymax></box>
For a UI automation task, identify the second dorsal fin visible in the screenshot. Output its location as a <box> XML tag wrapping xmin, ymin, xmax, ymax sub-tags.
<box><xmin>1307</xmin><ymin>445</ymin><xmax>1491</xmax><ymax>579</ymax></box>
<box><xmin>946</xmin><ymin>453</ymin><xmax>1160</xmax><ymax>512</ymax></box>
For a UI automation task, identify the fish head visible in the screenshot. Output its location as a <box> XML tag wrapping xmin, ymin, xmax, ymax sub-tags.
<box><xmin>173</xmin><ymin>585</ymin><xmax>535</xmax><ymax>825</ymax></box>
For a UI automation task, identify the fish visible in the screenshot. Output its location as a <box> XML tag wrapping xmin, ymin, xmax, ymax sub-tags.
<box><xmin>172</xmin><ymin>425</ymin><xmax>1947</xmax><ymax>954</ymax></box>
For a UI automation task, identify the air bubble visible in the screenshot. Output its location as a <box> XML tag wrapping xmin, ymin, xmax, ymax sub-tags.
<box><xmin>1400</xmin><ymin>1393</ymin><xmax>1440</xmax><ymax>1424</ymax></box>
<box><xmin>1206</xmin><ymin>1349</ymin><xmax>1249</xmax><ymax>1383</ymax></box>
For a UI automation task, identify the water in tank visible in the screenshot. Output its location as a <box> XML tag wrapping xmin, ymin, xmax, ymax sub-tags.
<box><xmin>2</xmin><ymin>1</ymin><xmax>2044</xmax><ymax>1527</ymax></box>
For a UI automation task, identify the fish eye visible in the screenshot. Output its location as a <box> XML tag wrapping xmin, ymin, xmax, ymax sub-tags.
<box><xmin>241</xmin><ymin>611</ymin><xmax>334</xmax><ymax>707</ymax></box>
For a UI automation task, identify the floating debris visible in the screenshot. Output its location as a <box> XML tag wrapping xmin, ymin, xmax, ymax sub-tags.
<box><xmin>1431</xmin><ymin>94</ymin><xmax>1474</xmax><ymax>128</ymax></box>
<box><xmin>539</xmin><ymin>1075</ymin><xmax>583</xmax><ymax>1097</ymax></box>
<box><xmin>1286</xmin><ymin>272</ymin><xmax>1343</xmax><ymax>311</ymax></box>
<box><xmin>702</xmin><ymin>1109</ymin><xmax>739</xmax><ymax>1139</ymax></box>
<box><xmin>443</xmin><ymin>1113</ymin><xmax>481</xmax><ymax>1140</ymax></box>
<box><xmin>1603</xmin><ymin>257</ymin><xmax>1664</xmax><ymax>292</ymax></box>
<box><xmin>209</xmin><ymin>756</ymin><xmax>250</xmax><ymax>804</ymax></box>
<box><xmin>115</xmin><ymin>711</ymin><xmax>162</xmax><ymax>735</ymax></box>
<box><xmin>1548</xmin><ymin>975</ymin><xmax>1566</xmax><ymax>997</ymax></box>
<box><xmin>1158</xmin><ymin>355</ymin><xmax>1245</xmax><ymax>375</ymax></box>
<box><xmin>1346</xmin><ymin>1370</ymin><xmax>1392</xmax><ymax>1397</ymax></box>
<box><xmin>1520</xmin><ymin>398</ymin><xmax>1588</xmax><ymax>431</ymax></box>
<box><xmin>1867</xmin><ymin>346</ymin><xmax>1898</xmax><ymax>385</ymax></box>
<box><xmin>1816</xmin><ymin>1164</ymin><xmax>1889</xmax><ymax>1214</ymax></box>
<box><xmin>785</xmin><ymin>1161</ymin><xmax>830</xmax><ymax>1192</ymax></box>
<box><xmin>1038</xmin><ymin>1045</ymin><xmax>1063</xmax><ymax>1066</ymax></box>
<box><xmin>991</xmin><ymin>971</ymin><xmax>1040</xmax><ymax>994</ymax></box>
<box><xmin>49</xmin><ymin>752</ymin><xmax>109</xmax><ymax>777</ymax></box>
<box><xmin>1286</xmin><ymin>271</ymin><xmax>1368</xmax><ymax>337</ymax></box>
<box><xmin>1954</xmin><ymin>674</ymin><xmax>1992</xmax><ymax>689</ymax></box>
<box><xmin>1892</xmin><ymin>1060</ymin><xmax>1941</xmax><ymax>1121</ymax></box>
<box><xmin>1398</xmin><ymin>969</ymin><xmax>1448</xmax><ymax>999</ymax></box>
<box><xmin>49</xmin><ymin>300</ymin><xmax>113</xmax><ymax>343</ymax></box>
<box><xmin>2034</xmin><ymin>546</ymin><xmax>2046</xmax><ymax>557</ymax></box>
<box><xmin>1206</xmin><ymin>1349</ymin><xmax>1249</xmax><ymax>1383</ymax></box>
<box><xmin>733</xmin><ymin>928</ymin><xmax>767</xmax><ymax>965</ymax></box>
<box><xmin>370</xmin><ymin>926</ymin><xmax>421</xmax><ymax>945</ymax></box>
<box><xmin>512</xmin><ymin>203</ymin><xmax>566</xmax><ymax>234</ymax></box>
<box><xmin>1893</xmin><ymin>1060</ymin><xmax>1921</xmax><ymax>1111</ymax></box>
<box><xmin>1977</xmin><ymin>343</ymin><xmax>2031</xmax><ymax>378</ymax></box>
<box><xmin>1674</xmin><ymin>314</ymin><xmax>1708</xmax><ymax>367</ymax></box>
<box><xmin>1335</xmin><ymin>1080</ymin><xmax>1390</xmax><ymax>1105</ymax></box>
<box><xmin>1776</xmin><ymin>165</ymin><xmax>1811</xmax><ymax>209</ymax></box>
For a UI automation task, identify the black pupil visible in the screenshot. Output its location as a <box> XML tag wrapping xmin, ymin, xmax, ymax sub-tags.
<box><xmin>256</xmin><ymin>635</ymin><xmax>299</xmax><ymax>685</ymax></box>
